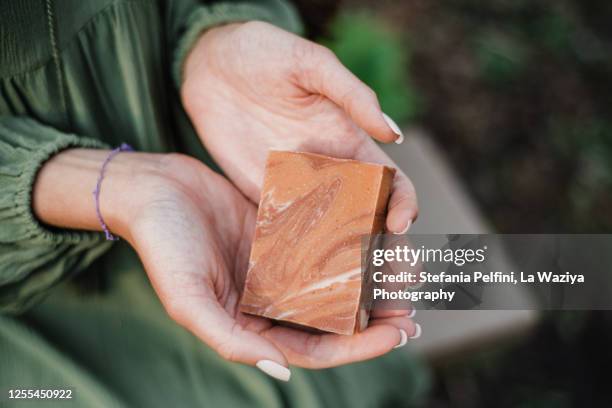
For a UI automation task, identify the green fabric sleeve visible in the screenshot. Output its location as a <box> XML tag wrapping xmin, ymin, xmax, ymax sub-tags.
<box><xmin>0</xmin><ymin>116</ymin><xmax>113</xmax><ymax>314</ymax></box>
<box><xmin>168</xmin><ymin>0</ymin><xmax>303</xmax><ymax>87</ymax></box>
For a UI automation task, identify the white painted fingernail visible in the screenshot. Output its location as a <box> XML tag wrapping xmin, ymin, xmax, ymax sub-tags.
<box><xmin>256</xmin><ymin>360</ymin><xmax>291</xmax><ymax>382</ymax></box>
<box><xmin>410</xmin><ymin>323</ymin><xmax>422</xmax><ymax>339</ymax></box>
<box><xmin>407</xmin><ymin>307</ymin><xmax>416</xmax><ymax>318</ymax></box>
<box><xmin>383</xmin><ymin>113</ymin><xmax>404</xmax><ymax>144</ymax></box>
<box><xmin>394</xmin><ymin>329</ymin><xmax>408</xmax><ymax>349</ymax></box>
<box><xmin>393</xmin><ymin>219</ymin><xmax>412</xmax><ymax>235</ymax></box>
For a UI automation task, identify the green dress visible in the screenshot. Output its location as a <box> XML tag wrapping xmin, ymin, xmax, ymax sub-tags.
<box><xmin>0</xmin><ymin>1</ymin><xmax>429</xmax><ymax>406</ymax></box>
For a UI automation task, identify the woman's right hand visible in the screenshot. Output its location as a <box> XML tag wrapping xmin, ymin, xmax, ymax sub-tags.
<box><xmin>33</xmin><ymin>149</ymin><xmax>417</xmax><ymax>380</ymax></box>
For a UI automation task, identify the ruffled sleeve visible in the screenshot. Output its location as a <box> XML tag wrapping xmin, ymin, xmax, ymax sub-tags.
<box><xmin>0</xmin><ymin>116</ymin><xmax>113</xmax><ymax>313</ymax></box>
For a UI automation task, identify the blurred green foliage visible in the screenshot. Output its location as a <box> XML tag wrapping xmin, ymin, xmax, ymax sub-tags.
<box><xmin>322</xmin><ymin>12</ymin><xmax>420</xmax><ymax>123</ymax></box>
<box><xmin>473</xmin><ymin>29</ymin><xmax>528</xmax><ymax>84</ymax></box>
<box><xmin>325</xmin><ymin>3</ymin><xmax>611</xmax><ymax>232</ymax></box>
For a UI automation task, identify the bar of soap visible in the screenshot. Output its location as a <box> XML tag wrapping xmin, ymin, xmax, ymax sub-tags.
<box><xmin>239</xmin><ymin>151</ymin><xmax>395</xmax><ymax>335</ymax></box>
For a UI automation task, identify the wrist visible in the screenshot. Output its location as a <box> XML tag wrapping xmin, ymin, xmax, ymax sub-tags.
<box><xmin>95</xmin><ymin>151</ymin><xmax>172</xmax><ymax>241</ymax></box>
<box><xmin>181</xmin><ymin>23</ymin><xmax>243</xmax><ymax>110</ymax></box>
<box><xmin>32</xmin><ymin>148</ymin><xmax>177</xmax><ymax>242</ymax></box>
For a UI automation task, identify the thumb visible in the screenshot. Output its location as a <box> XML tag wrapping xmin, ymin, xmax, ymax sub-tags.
<box><xmin>168</xmin><ymin>294</ymin><xmax>291</xmax><ymax>381</ymax></box>
<box><xmin>296</xmin><ymin>43</ymin><xmax>403</xmax><ymax>144</ymax></box>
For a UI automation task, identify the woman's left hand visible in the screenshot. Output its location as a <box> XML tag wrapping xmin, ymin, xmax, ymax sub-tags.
<box><xmin>181</xmin><ymin>21</ymin><xmax>418</xmax><ymax>235</ymax></box>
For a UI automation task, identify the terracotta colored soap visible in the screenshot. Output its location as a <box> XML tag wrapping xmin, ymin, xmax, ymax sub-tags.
<box><xmin>239</xmin><ymin>151</ymin><xmax>395</xmax><ymax>335</ymax></box>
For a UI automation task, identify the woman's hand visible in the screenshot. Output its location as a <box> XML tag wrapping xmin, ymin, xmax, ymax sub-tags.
<box><xmin>181</xmin><ymin>21</ymin><xmax>418</xmax><ymax>234</ymax></box>
<box><xmin>126</xmin><ymin>155</ymin><xmax>417</xmax><ymax>378</ymax></box>
<box><xmin>33</xmin><ymin>150</ymin><xmax>417</xmax><ymax>381</ymax></box>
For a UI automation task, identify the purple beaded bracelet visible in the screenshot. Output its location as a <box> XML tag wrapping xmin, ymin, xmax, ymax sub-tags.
<box><xmin>92</xmin><ymin>143</ymin><xmax>134</xmax><ymax>241</ymax></box>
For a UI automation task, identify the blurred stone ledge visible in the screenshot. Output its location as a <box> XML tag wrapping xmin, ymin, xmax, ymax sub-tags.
<box><xmin>380</xmin><ymin>128</ymin><xmax>539</xmax><ymax>358</ymax></box>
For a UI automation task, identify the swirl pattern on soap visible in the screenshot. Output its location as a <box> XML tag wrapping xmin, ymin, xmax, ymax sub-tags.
<box><xmin>240</xmin><ymin>152</ymin><xmax>392</xmax><ymax>335</ymax></box>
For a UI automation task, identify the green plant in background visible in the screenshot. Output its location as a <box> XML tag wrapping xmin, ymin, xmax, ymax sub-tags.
<box><xmin>322</xmin><ymin>12</ymin><xmax>420</xmax><ymax>124</ymax></box>
<box><xmin>473</xmin><ymin>29</ymin><xmax>529</xmax><ymax>85</ymax></box>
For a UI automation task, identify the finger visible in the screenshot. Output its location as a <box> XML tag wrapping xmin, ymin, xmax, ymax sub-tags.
<box><xmin>370</xmin><ymin>235</ymin><xmax>413</xmax><ymax>313</ymax></box>
<box><xmin>386</xmin><ymin>171</ymin><xmax>418</xmax><ymax>233</ymax></box>
<box><xmin>368</xmin><ymin>315</ymin><xmax>417</xmax><ymax>335</ymax></box>
<box><xmin>370</xmin><ymin>308</ymin><xmax>412</xmax><ymax>319</ymax></box>
<box><xmin>371</xmin><ymin>265</ymin><xmax>412</xmax><ymax>313</ymax></box>
<box><xmin>369</xmin><ymin>316</ymin><xmax>420</xmax><ymax>348</ymax></box>
<box><xmin>169</xmin><ymin>293</ymin><xmax>290</xmax><ymax>380</ymax></box>
<box><xmin>354</xmin><ymin>138</ymin><xmax>418</xmax><ymax>233</ymax></box>
<box><xmin>371</xmin><ymin>235</ymin><xmax>419</xmax><ymax>314</ymax></box>
<box><xmin>296</xmin><ymin>43</ymin><xmax>401</xmax><ymax>144</ymax></box>
<box><xmin>264</xmin><ymin>323</ymin><xmax>402</xmax><ymax>368</ymax></box>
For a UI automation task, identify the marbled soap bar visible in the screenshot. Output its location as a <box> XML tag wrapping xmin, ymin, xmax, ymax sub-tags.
<box><xmin>239</xmin><ymin>151</ymin><xmax>395</xmax><ymax>335</ymax></box>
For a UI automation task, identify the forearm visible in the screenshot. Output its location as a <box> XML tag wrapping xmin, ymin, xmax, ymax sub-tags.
<box><xmin>32</xmin><ymin>148</ymin><xmax>167</xmax><ymax>241</ymax></box>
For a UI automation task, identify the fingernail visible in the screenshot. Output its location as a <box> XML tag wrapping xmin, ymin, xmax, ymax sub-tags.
<box><xmin>393</xmin><ymin>219</ymin><xmax>412</xmax><ymax>235</ymax></box>
<box><xmin>394</xmin><ymin>329</ymin><xmax>408</xmax><ymax>349</ymax></box>
<box><xmin>256</xmin><ymin>360</ymin><xmax>291</xmax><ymax>382</ymax></box>
<box><xmin>410</xmin><ymin>323</ymin><xmax>422</xmax><ymax>339</ymax></box>
<box><xmin>383</xmin><ymin>113</ymin><xmax>404</xmax><ymax>144</ymax></box>
<box><xmin>408</xmin><ymin>307</ymin><xmax>416</xmax><ymax>318</ymax></box>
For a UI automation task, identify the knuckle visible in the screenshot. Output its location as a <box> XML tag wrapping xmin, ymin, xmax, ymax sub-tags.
<box><xmin>216</xmin><ymin>341</ymin><xmax>238</xmax><ymax>362</ymax></box>
<box><xmin>316</xmin><ymin>44</ymin><xmax>337</xmax><ymax>61</ymax></box>
<box><xmin>364</xmin><ymin>87</ymin><xmax>378</xmax><ymax>103</ymax></box>
<box><xmin>339</xmin><ymin>86</ymin><xmax>362</xmax><ymax>109</ymax></box>
<box><xmin>292</xmin><ymin>40</ymin><xmax>317</xmax><ymax>65</ymax></box>
<box><xmin>293</xmin><ymin>40</ymin><xmax>334</xmax><ymax>67</ymax></box>
<box><xmin>389</xmin><ymin>194</ymin><xmax>413</xmax><ymax>211</ymax></box>
<box><xmin>341</xmin><ymin>83</ymin><xmax>375</xmax><ymax>109</ymax></box>
<box><xmin>216</xmin><ymin>322</ymin><xmax>242</xmax><ymax>362</ymax></box>
<box><xmin>341</xmin><ymin>85</ymin><xmax>360</xmax><ymax>101</ymax></box>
